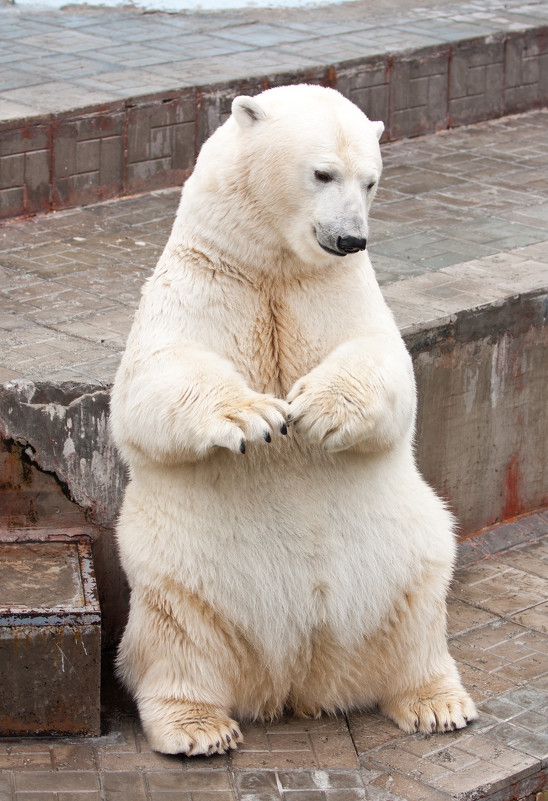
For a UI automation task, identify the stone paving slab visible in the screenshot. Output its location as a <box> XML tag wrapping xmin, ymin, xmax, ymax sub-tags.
<box><xmin>1</xmin><ymin>107</ymin><xmax>547</xmax><ymax>386</ymax></box>
<box><xmin>1</xmin><ymin>0</ymin><xmax>547</xmax><ymax>124</ymax></box>
<box><xmin>0</xmin><ymin>510</ymin><xmax>546</xmax><ymax>800</ymax></box>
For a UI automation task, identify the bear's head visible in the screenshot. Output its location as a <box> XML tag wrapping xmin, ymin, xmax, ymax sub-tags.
<box><xmin>179</xmin><ymin>84</ymin><xmax>384</xmax><ymax>271</ymax></box>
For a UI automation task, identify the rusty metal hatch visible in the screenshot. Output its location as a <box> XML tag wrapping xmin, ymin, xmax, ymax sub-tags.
<box><xmin>0</xmin><ymin>537</ymin><xmax>101</xmax><ymax>736</ymax></box>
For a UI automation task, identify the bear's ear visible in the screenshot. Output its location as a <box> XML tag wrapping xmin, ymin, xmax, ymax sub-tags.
<box><xmin>372</xmin><ymin>121</ymin><xmax>385</xmax><ymax>142</ymax></box>
<box><xmin>232</xmin><ymin>95</ymin><xmax>267</xmax><ymax>128</ymax></box>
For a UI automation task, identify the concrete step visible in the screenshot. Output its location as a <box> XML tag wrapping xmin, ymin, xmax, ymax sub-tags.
<box><xmin>1</xmin><ymin>0</ymin><xmax>548</xmax><ymax>218</ymax></box>
<box><xmin>0</xmin><ymin>534</ymin><xmax>101</xmax><ymax>737</ymax></box>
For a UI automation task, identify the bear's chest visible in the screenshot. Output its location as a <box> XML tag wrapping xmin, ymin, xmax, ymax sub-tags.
<box><xmin>245</xmin><ymin>288</ymin><xmax>312</xmax><ymax>396</ymax></box>
<box><xmin>181</xmin><ymin>264</ymin><xmax>368</xmax><ymax>397</ymax></box>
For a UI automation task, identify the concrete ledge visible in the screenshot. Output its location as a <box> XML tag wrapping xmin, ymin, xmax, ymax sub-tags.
<box><xmin>1</xmin><ymin>23</ymin><xmax>547</xmax><ymax>219</ymax></box>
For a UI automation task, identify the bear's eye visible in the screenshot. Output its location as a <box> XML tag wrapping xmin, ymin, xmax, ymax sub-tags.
<box><xmin>314</xmin><ymin>170</ymin><xmax>333</xmax><ymax>183</ymax></box>
<box><xmin>367</xmin><ymin>182</ymin><xmax>376</xmax><ymax>191</ymax></box>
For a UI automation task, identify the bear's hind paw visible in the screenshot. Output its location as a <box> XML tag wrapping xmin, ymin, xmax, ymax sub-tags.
<box><xmin>382</xmin><ymin>687</ymin><xmax>477</xmax><ymax>735</ymax></box>
<box><xmin>141</xmin><ymin>700</ymin><xmax>242</xmax><ymax>756</ymax></box>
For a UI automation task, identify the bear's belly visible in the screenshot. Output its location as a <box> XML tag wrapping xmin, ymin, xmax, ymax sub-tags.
<box><xmin>117</xmin><ymin>442</ymin><xmax>453</xmax><ymax>666</ymax></box>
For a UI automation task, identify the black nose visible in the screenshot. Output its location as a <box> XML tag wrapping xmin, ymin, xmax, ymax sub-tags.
<box><xmin>337</xmin><ymin>236</ymin><xmax>367</xmax><ymax>253</ymax></box>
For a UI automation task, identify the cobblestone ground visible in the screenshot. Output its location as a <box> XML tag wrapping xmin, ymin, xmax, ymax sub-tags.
<box><xmin>1</xmin><ymin>0</ymin><xmax>547</xmax><ymax>123</ymax></box>
<box><xmin>1</xmin><ymin>108</ymin><xmax>547</xmax><ymax>385</ymax></box>
<box><xmin>0</xmin><ymin>511</ymin><xmax>546</xmax><ymax>800</ymax></box>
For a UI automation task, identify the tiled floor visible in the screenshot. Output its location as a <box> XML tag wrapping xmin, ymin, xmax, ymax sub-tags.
<box><xmin>1</xmin><ymin>108</ymin><xmax>547</xmax><ymax>385</ymax></box>
<box><xmin>1</xmin><ymin>0</ymin><xmax>548</xmax><ymax>123</ymax></box>
<box><xmin>0</xmin><ymin>511</ymin><xmax>546</xmax><ymax>800</ymax></box>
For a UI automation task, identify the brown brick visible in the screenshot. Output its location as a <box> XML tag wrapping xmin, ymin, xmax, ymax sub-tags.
<box><xmin>149</xmin><ymin>93</ymin><xmax>196</xmax><ymax>128</ymax></box>
<box><xmin>147</xmin><ymin>771</ymin><xmax>231</xmax><ymax>791</ymax></box>
<box><xmin>14</xmin><ymin>771</ymin><xmax>100</xmax><ymax>792</ymax></box>
<box><xmin>231</xmin><ymin>749</ymin><xmax>316</xmax><ymax>770</ymax></box>
<box><xmin>0</xmin><ymin>751</ymin><xmax>52</xmax><ymax>770</ymax></box>
<box><xmin>102</xmin><ymin>771</ymin><xmax>148</xmax><ymax>801</ymax></box>
<box><xmin>51</xmin><ymin>744</ymin><xmax>97</xmax><ymax>771</ymax></box>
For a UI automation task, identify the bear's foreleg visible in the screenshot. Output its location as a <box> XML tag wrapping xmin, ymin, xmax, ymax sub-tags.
<box><xmin>116</xmin><ymin>586</ymin><xmax>243</xmax><ymax>756</ymax></box>
<box><xmin>111</xmin><ymin>343</ymin><xmax>288</xmax><ymax>464</ymax></box>
<box><xmin>286</xmin><ymin>332</ymin><xmax>415</xmax><ymax>453</ymax></box>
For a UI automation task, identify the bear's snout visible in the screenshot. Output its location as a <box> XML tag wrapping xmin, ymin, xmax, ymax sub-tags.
<box><xmin>337</xmin><ymin>235</ymin><xmax>367</xmax><ymax>254</ymax></box>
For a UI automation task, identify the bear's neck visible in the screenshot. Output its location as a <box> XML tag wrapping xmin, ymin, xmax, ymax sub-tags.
<box><xmin>170</xmin><ymin>183</ymin><xmax>309</xmax><ymax>283</ymax></box>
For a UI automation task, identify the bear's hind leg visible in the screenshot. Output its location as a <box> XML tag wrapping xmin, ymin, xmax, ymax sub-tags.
<box><xmin>138</xmin><ymin>697</ymin><xmax>241</xmax><ymax>756</ymax></box>
<box><xmin>372</xmin><ymin>585</ymin><xmax>478</xmax><ymax>735</ymax></box>
<box><xmin>117</xmin><ymin>585</ymin><xmax>243</xmax><ymax>756</ymax></box>
<box><xmin>380</xmin><ymin>660</ymin><xmax>478</xmax><ymax>734</ymax></box>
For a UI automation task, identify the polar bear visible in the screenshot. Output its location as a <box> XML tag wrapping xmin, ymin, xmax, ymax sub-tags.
<box><xmin>110</xmin><ymin>84</ymin><xmax>477</xmax><ymax>757</ymax></box>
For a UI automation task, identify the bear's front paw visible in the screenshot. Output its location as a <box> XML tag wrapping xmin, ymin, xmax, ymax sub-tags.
<box><xmin>208</xmin><ymin>392</ymin><xmax>289</xmax><ymax>455</ymax></box>
<box><xmin>286</xmin><ymin>372</ymin><xmax>375</xmax><ymax>452</ymax></box>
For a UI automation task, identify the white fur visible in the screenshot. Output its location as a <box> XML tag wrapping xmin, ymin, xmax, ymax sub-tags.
<box><xmin>111</xmin><ymin>85</ymin><xmax>476</xmax><ymax>755</ymax></box>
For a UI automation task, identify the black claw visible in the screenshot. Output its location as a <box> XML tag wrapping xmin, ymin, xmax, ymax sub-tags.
<box><xmin>215</xmin><ymin>740</ymin><xmax>221</xmax><ymax>748</ymax></box>
<box><xmin>239</xmin><ymin>440</ymin><xmax>246</xmax><ymax>454</ymax></box>
<box><xmin>226</xmin><ymin>735</ymin><xmax>231</xmax><ymax>743</ymax></box>
<box><xmin>232</xmin><ymin>729</ymin><xmax>239</xmax><ymax>739</ymax></box>
<box><xmin>264</xmin><ymin>431</ymin><xmax>271</xmax><ymax>443</ymax></box>
<box><xmin>280</xmin><ymin>423</ymin><xmax>287</xmax><ymax>435</ymax></box>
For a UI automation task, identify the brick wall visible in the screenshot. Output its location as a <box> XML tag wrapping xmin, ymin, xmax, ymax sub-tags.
<box><xmin>1</xmin><ymin>27</ymin><xmax>547</xmax><ymax>220</ymax></box>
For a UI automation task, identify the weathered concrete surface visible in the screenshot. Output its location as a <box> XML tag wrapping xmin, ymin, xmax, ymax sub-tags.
<box><xmin>0</xmin><ymin>538</ymin><xmax>101</xmax><ymax>736</ymax></box>
<box><xmin>408</xmin><ymin>291</ymin><xmax>548</xmax><ymax>535</ymax></box>
<box><xmin>0</xmin><ymin>382</ymin><xmax>125</xmax><ymax>529</ymax></box>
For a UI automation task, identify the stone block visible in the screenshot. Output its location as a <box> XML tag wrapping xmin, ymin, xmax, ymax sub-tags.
<box><xmin>0</xmin><ymin>125</ymin><xmax>50</xmax><ymax>157</ymax></box>
<box><xmin>504</xmin><ymin>29</ymin><xmax>548</xmax><ymax>114</ymax></box>
<box><xmin>98</xmin><ymin>135</ymin><xmax>124</xmax><ymax>190</ymax></box>
<box><xmin>389</xmin><ymin>48</ymin><xmax>449</xmax><ymax>138</ymax></box>
<box><xmin>0</xmin><ymin>185</ymin><xmax>24</xmax><ymax>219</ymax></box>
<box><xmin>53</xmin><ymin>171</ymin><xmax>100</xmax><ymax>208</ymax></box>
<box><xmin>52</xmin><ymin>111</ymin><xmax>125</xmax><ymax>180</ymax></box>
<box><xmin>0</xmin><ymin>153</ymin><xmax>24</xmax><ymax>189</ymax></box>
<box><xmin>449</xmin><ymin>38</ymin><xmax>504</xmax><ymax>125</ymax></box>
<box><xmin>349</xmin><ymin>60</ymin><xmax>390</xmax><ymax>131</ymax></box>
<box><xmin>0</xmin><ymin>537</ymin><xmax>101</xmax><ymax>736</ymax></box>
<box><xmin>22</xmin><ymin>149</ymin><xmax>50</xmax><ymax>215</ymax></box>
